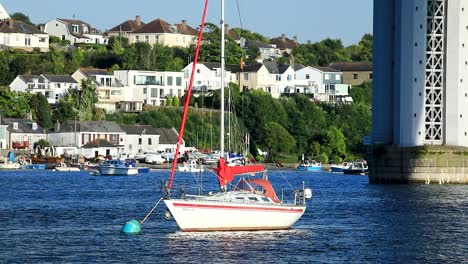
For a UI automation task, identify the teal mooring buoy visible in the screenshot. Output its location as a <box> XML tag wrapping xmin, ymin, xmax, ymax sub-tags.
<box><xmin>122</xmin><ymin>219</ymin><xmax>141</xmax><ymax>235</ymax></box>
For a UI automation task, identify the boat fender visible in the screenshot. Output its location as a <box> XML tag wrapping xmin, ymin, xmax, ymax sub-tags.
<box><xmin>165</xmin><ymin>210</ymin><xmax>171</xmax><ymax>220</ymax></box>
<box><xmin>121</xmin><ymin>219</ymin><xmax>141</xmax><ymax>235</ymax></box>
<box><xmin>304</xmin><ymin>188</ymin><xmax>312</xmax><ymax>199</ymax></box>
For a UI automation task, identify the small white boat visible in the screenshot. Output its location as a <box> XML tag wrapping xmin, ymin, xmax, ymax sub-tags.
<box><xmin>54</xmin><ymin>163</ymin><xmax>80</xmax><ymax>172</ymax></box>
<box><xmin>0</xmin><ymin>162</ymin><xmax>20</xmax><ymax>170</ymax></box>
<box><xmin>98</xmin><ymin>160</ymin><xmax>138</xmax><ymax>176</ymax></box>
<box><xmin>178</xmin><ymin>160</ymin><xmax>204</xmax><ymax>173</ymax></box>
<box><xmin>330</xmin><ymin>162</ymin><xmax>352</xmax><ymax>173</ymax></box>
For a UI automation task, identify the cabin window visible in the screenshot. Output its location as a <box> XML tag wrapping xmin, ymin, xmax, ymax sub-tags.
<box><xmin>248</xmin><ymin>197</ymin><xmax>258</xmax><ymax>201</ymax></box>
<box><xmin>261</xmin><ymin>197</ymin><xmax>270</xmax><ymax>202</ymax></box>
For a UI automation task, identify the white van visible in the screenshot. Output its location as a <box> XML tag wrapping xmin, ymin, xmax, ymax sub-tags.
<box><xmin>145</xmin><ymin>153</ymin><xmax>166</xmax><ymax>164</ymax></box>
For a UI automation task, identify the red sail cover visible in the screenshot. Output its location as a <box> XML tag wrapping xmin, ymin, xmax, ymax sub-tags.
<box><xmin>215</xmin><ymin>158</ymin><xmax>265</xmax><ymax>187</ymax></box>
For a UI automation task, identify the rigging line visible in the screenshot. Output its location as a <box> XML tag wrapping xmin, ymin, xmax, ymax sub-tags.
<box><xmin>236</xmin><ymin>0</ymin><xmax>244</xmax><ymax>31</ymax></box>
<box><xmin>168</xmin><ymin>0</ymin><xmax>209</xmax><ymax>192</ymax></box>
<box><xmin>269</xmin><ymin>152</ymin><xmax>295</xmax><ymax>191</ymax></box>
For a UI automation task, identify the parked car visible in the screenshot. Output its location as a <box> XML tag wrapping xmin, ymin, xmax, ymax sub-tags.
<box><xmin>145</xmin><ymin>153</ymin><xmax>166</xmax><ymax>164</ymax></box>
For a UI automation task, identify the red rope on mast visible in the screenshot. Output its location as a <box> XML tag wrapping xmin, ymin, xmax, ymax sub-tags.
<box><xmin>168</xmin><ymin>0</ymin><xmax>209</xmax><ymax>191</ymax></box>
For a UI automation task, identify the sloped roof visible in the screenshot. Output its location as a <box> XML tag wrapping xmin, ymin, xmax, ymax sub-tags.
<box><xmin>292</xmin><ymin>64</ymin><xmax>306</xmax><ymax>71</ymax></box>
<box><xmin>120</xmin><ymin>125</ymin><xmax>159</xmax><ymax>135</ymax></box>
<box><xmin>245</xmin><ymin>39</ymin><xmax>272</xmax><ymax>49</ymax></box>
<box><xmin>329</xmin><ymin>62</ymin><xmax>372</xmax><ymax>72</ymax></box>
<box><xmin>227</xmin><ymin>30</ymin><xmax>240</xmax><ymax>40</ymax></box>
<box><xmin>313</xmin><ymin>66</ymin><xmax>340</xmax><ymax>73</ymax></box>
<box><xmin>263</xmin><ymin>61</ymin><xmax>291</xmax><ymax>74</ymax></box>
<box><xmin>0</xmin><ymin>19</ymin><xmax>45</xmax><ymax>34</ymax></box>
<box><xmin>175</xmin><ymin>21</ymin><xmax>198</xmax><ymax>36</ymax></box>
<box><xmin>55</xmin><ymin>121</ymin><xmax>124</xmax><ymax>133</ymax></box>
<box><xmin>18</xmin><ymin>75</ymin><xmax>46</xmax><ymax>83</ymax></box>
<box><xmin>270</xmin><ymin>36</ymin><xmax>298</xmax><ymax>50</ymax></box>
<box><xmin>42</xmin><ymin>75</ymin><xmax>77</xmax><ymax>83</ymax></box>
<box><xmin>132</xmin><ymin>18</ymin><xmax>173</xmax><ymax>34</ymax></box>
<box><xmin>82</xmin><ymin>139</ymin><xmax>116</xmax><ymax>148</ymax></box>
<box><xmin>2</xmin><ymin>118</ymin><xmax>45</xmax><ymax>134</ymax></box>
<box><xmin>57</xmin><ymin>18</ymin><xmax>100</xmax><ymax>35</ymax></box>
<box><xmin>108</xmin><ymin>19</ymin><xmax>145</xmax><ymax>32</ymax></box>
<box><xmin>154</xmin><ymin>128</ymin><xmax>179</xmax><ymax>144</ymax></box>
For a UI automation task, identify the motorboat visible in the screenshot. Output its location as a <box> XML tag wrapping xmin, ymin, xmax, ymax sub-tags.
<box><xmin>342</xmin><ymin>161</ymin><xmax>369</xmax><ymax>175</ymax></box>
<box><xmin>98</xmin><ymin>160</ymin><xmax>138</xmax><ymax>176</ymax></box>
<box><xmin>178</xmin><ymin>160</ymin><xmax>204</xmax><ymax>173</ymax></box>
<box><xmin>0</xmin><ymin>151</ymin><xmax>20</xmax><ymax>170</ymax></box>
<box><xmin>330</xmin><ymin>162</ymin><xmax>352</xmax><ymax>173</ymax></box>
<box><xmin>54</xmin><ymin>162</ymin><xmax>80</xmax><ymax>172</ymax></box>
<box><xmin>297</xmin><ymin>160</ymin><xmax>322</xmax><ymax>171</ymax></box>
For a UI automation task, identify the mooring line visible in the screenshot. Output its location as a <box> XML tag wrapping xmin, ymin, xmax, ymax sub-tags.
<box><xmin>140</xmin><ymin>197</ymin><xmax>164</xmax><ymax>224</ymax></box>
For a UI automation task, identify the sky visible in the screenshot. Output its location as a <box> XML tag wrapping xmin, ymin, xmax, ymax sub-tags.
<box><xmin>1</xmin><ymin>0</ymin><xmax>373</xmax><ymax>46</ymax></box>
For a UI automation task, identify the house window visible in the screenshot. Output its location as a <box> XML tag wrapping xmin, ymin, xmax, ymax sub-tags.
<box><xmin>353</xmin><ymin>73</ymin><xmax>359</xmax><ymax>80</ymax></box>
<box><xmin>145</xmin><ymin>35</ymin><xmax>149</xmax><ymax>43</ymax></box>
<box><xmin>25</xmin><ymin>36</ymin><xmax>31</xmax><ymax>46</ymax></box>
<box><xmin>169</xmin><ymin>89</ymin><xmax>174</xmax><ymax>96</ymax></box>
<box><xmin>276</xmin><ymin>75</ymin><xmax>281</xmax><ymax>81</ymax></box>
<box><xmin>369</xmin><ymin>73</ymin><xmax>373</xmax><ymax>79</ymax></box>
<box><xmin>167</xmin><ymin>76</ymin><xmax>173</xmax><ymax>86</ymax></box>
<box><xmin>139</xmin><ymin>138</ymin><xmax>142</xmax><ymax>145</ymax></box>
<box><xmin>151</xmin><ymin>88</ymin><xmax>158</xmax><ymax>98</ymax></box>
<box><xmin>135</xmin><ymin>36</ymin><xmax>140</xmax><ymax>41</ymax></box>
<box><xmin>39</xmin><ymin>38</ymin><xmax>46</xmax><ymax>43</ymax></box>
<box><xmin>61</xmin><ymin>35</ymin><xmax>66</xmax><ymax>41</ymax></box>
<box><xmin>143</xmin><ymin>88</ymin><xmax>147</xmax><ymax>94</ymax></box>
<box><xmin>305</xmin><ymin>74</ymin><xmax>310</xmax><ymax>80</ymax></box>
<box><xmin>244</xmin><ymin>73</ymin><xmax>249</xmax><ymax>81</ymax></box>
<box><xmin>324</xmin><ymin>74</ymin><xmax>330</xmax><ymax>80</ymax></box>
<box><xmin>287</xmin><ymin>75</ymin><xmax>292</xmax><ymax>81</ymax></box>
<box><xmin>196</xmin><ymin>69</ymin><xmax>200</xmax><ymax>74</ymax></box>
<box><xmin>335</xmin><ymin>75</ymin><xmax>340</xmax><ymax>81</ymax></box>
<box><xmin>72</xmin><ymin>24</ymin><xmax>79</xmax><ymax>33</ymax></box>
<box><xmin>148</xmin><ymin>138</ymin><xmax>152</xmax><ymax>145</ymax></box>
<box><xmin>176</xmin><ymin>77</ymin><xmax>182</xmax><ymax>86</ymax></box>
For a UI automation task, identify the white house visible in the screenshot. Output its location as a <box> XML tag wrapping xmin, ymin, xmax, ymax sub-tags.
<box><xmin>120</xmin><ymin>125</ymin><xmax>160</xmax><ymax>155</ymax></box>
<box><xmin>182</xmin><ymin>62</ymin><xmax>233</xmax><ymax>94</ymax></box>
<box><xmin>240</xmin><ymin>39</ymin><xmax>280</xmax><ymax>61</ymax></box>
<box><xmin>1</xmin><ymin>118</ymin><xmax>47</xmax><ymax>150</ymax></box>
<box><xmin>72</xmin><ymin>68</ymin><xmax>126</xmax><ymax>113</ymax></box>
<box><xmin>0</xmin><ymin>3</ymin><xmax>10</xmax><ymax>21</ymax></box>
<box><xmin>0</xmin><ymin>19</ymin><xmax>49</xmax><ymax>52</ymax></box>
<box><xmin>294</xmin><ymin>65</ymin><xmax>350</xmax><ymax>102</ymax></box>
<box><xmin>9</xmin><ymin>74</ymin><xmax>78</xmax><ymax>104</ymax></box>
<box><xmin>154</xmin><ymin>127</ymin><xmax>184</xmax><ymax>154</ymax></box>
<box><xmin>114</xmin><ymin>70</ymin><xmax>184</xmax><ymax>107</ymax></box>
<box><xmin>81</xmin><ymin>139</ymin><xmax>119</xmax><ymax>159</ymax></box>
<box><xmin>44</xmin><ymin>18</ymin><xmax>107</xmax><ymax>45</ymax></box>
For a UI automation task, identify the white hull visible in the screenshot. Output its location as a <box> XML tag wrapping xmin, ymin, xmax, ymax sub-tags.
<box><xmin>0</xmin><ymin>163</ymin><xmax>20</xmax><ymax>170</ymax></box>
<box><xmin>164</xmin><ymin>199</ymin><xmax>305</xmax><ymax>232</ymax></box>
<box><xmin>178</xmin><ymin>166</ymin><xmax>204</xmax><ymax>173</ymax></box>
<box><xmin>55</xmin><ymin>167</ymin><xmax>80</xmax><ymax>172</ymax></box>
<box><xmin>99</xmin><ymin>166</ymin><xmax>138</xmax><ymax>175</ymax></box>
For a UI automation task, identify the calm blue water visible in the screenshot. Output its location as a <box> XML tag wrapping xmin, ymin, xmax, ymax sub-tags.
<box><xmin>0</xmin><ymin>170</ymin><xmax>466</xmax><ymax>263</ymax></box>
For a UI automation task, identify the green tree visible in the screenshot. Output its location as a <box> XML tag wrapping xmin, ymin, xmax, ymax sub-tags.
<box><xmin>262</xmin><ymin>122</ymin><xmax>296</xmax><ymax>158</ymax></box>
<box><xmin>30</xmin><ymin>93</ymin><xmax>53</xmax><ymax>129</ymax></box>
<box><xmin>166</xmin><ymin>96</ymin><xmax>173</xmax><ymax>106</ymax></box>
<box><xmin>323</xmin><ymin>126</ymin><xmax>347</xmax><ymax>159</ymax></box>
<box><xmin>10</xmin><ymin>13</ymin><xmax>33</xmax><ymax>25</ymax></box>
<box><xmin>0</xmin><ymin>90</ymin><xmax>31</xmax><ymax>118</ymax></box>
<box><xmin>173</xmin><ymin>96</ymin><xmax>180</xmax><ymax>107</ymax></box>
<box><xmin>55</xmin><ymin>79</ymin><xmax>99</xmax><ymax>122</ymax></box>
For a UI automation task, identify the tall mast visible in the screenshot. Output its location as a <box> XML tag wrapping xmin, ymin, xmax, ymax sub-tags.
<box><xmin>220</xmin><ymin>0</ymin><xmax>225</xmax><ymax>157</ymax></box>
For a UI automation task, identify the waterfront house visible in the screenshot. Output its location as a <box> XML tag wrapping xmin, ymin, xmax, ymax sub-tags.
<box><xmin>0</xmin><ymin>19</ymin><xmax>49</xmax><ymax>52</ymax></box>
<box><xmin>72</xmin><ymin>68</ymin><xmax>126</xmax><ymax>113</ymax></box>
<box><xmin>9</xmin><ymin>74</ymin><xmax>78</xmax><ymax>104</ymax></box>
<box><xmin>329</xmin><ymin>61</ymin><xmax>372</xmax><ymax>86</ymax></box>
<box><xmin>120</xmin><ymin>125</ymin><xmax>160</xmax><ymax>156</ymax></box>
<box><xmin>113</xmin><ymin>70</ymin><xmax>184</xmax><ymax>107</ymax></box>
<box><xmin>44</xmin><ymin>18</ymin><xmax>107</xmax><ymax>45</ymax></box>
<box><xmin>127</xmin><ymin>18</ymin><xmax>198</xmax><ymax>48</ymax></box>
<box><xmin>0</xmin><ymin>3</ymin><xmax>9</xmax><ymax>21</ymax></box>
<box><xmin>1</xmin><ymin>118</ymin><xmax>46</xmax><ymax>151</ymax></box>
<box><xmin>81</xmin><ymin>139</ymin><xmax>118</xmax><ymax>159</ymax></box>
<box><xmin>107</xmin><ymin>16</ymin><xmax>145</xmax><ymax>38</ymax></box>
<box><xmin>48</xmin><ymin>121</ymin><xmax>126</xmax><ymax>156</ymax></box>
<box><xmin>269</xmin><ymin>34</ymin><xmax>298</xmax><ymax>57</ymax></box>
<box><xmin>154</xmin><ymin>127</ymin><xmax>184</xmax><ymax>154</ymax></box>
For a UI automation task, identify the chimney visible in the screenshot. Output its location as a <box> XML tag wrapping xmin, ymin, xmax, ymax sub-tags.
<box><xmin>135</xmin><ymin>16</ymin><xmax>141</xmax><ymax>26</ymax></box>
<box><xmin>7</xmin><ymin>19</ymin><xmax>13</xmax><ymax>29</ymax></box>
<box><xmin>281</xmin><ymin>34</ymin><xmax>286</xmax><ymax>41</ymax></box>
<box><xmin>181</xmin><ymin>19</ymin><xmax>187</xmax><ymax>30</ymax></box>
<box><xmin>32</xmin><ymin>122</ymin><xmax>38</xmax><ymax>131</ymax></box>
<box><xmin>55</xmin><ymin>120</ymin><xmax>61</xmax><ymax>132</ymax></box>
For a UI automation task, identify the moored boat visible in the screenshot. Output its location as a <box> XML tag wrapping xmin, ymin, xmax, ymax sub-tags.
<box><xmin>297</xmin><ymin>160</ymin><xmax>322</xmax><ymax>171</ymax></box>
<box><xmin>98</xmin><ymin>160</ymin><xmax>138</xmax><ymax>176</ymax></box>
<box><xmin>54</xmin><ymin>162</ymin><xmax>80</xmax><ymax>172</ymax></box>
<box><xmin>178</xmin><ymin>160</ymin><xmax>204</xmax><ymax>173</ymax></box>
<box><xmin>330</xmin><ymin>162</ymin><xmax>352</xmax><ymax>173</ymax></box>
<box><xmin>342</xmin><ymin>161</ymin><xmax>368</xmax><ymax>175</ymax></box>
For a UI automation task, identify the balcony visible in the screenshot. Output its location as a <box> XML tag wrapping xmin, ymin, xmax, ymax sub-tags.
<box><xmin>12</xmin><ymin>141</ymin><xmax>29</xmax><ymax>149</ymax></box>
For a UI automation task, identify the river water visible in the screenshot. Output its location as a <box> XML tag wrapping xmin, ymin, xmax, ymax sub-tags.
<box><xmin>0</xmin><ymin>170</ymin><xmax>466</xmax><ymax>263</ymax></box>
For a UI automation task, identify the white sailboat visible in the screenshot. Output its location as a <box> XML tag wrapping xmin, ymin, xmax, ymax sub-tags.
<box><xmin>162</xmin><ymin>0</ymin><xmax>312</xmax><ymax>232</ymax></box>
